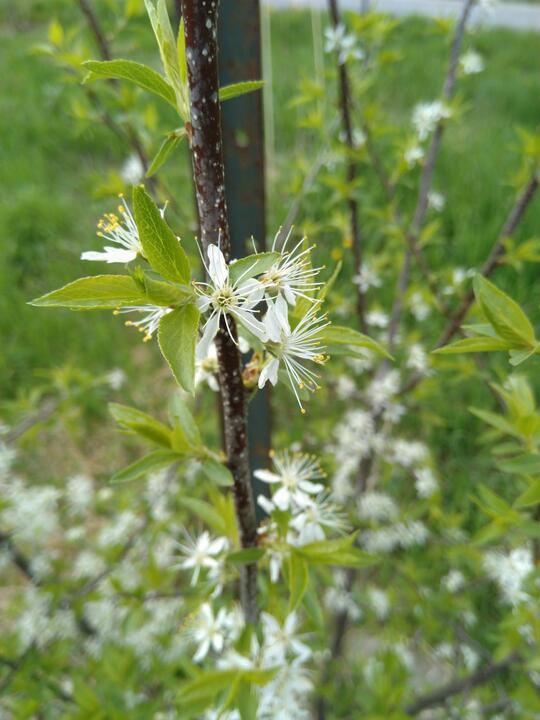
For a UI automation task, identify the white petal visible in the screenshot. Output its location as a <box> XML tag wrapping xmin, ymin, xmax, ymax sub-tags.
<box><xmin>253</xmin><ymin>469</ymin><xmax>280</xmax><ymax>484</ymax></box>
<box><xmin>273</xmin><ymin>486</ymin><xmax>291</xmax><ymax>511</ymax></box>
<box><xmin>207</xmin><ymin>244</ymin><xmax>228</xmax><ymax>288</ymax></box>
<box><xmin>263</xmin><ymin>304</ymin><xmax>283</xmax><ymax>343</ymax></box>
<box><xmin>197</xmin><ymin>313</ymin><xmax>220</xmax><ymax>360</ymax></box>
<box><xmin>298</xmin><ymin>480</ymin><xmax>325</xmax><ymax>494</ymax></box>
<box><xmin>258</xmin><ymin>357</ymin><xmax>279</xmax><ymax>389</ymax></box>
<box><xmin>81</xmin><ymin>248</ymin><xmax>137</xmax><ymax>263</ymax></box>
<box><xmin>193</xmin><ymin>639</ymin><xmax>209</xmax><ymax>663</ymax></box>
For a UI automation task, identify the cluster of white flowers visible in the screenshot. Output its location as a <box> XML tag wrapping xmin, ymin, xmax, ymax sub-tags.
<box><xmin>324</xmin><ymin>23</ymin><xmax>364</xmax><ymax>65</ymax></box>
<box><xmin>195</xmin><ymin>235</ymin><xmax>328</xmax><ymax>411</ymax></box>
<box><xmin>483</xmin><ymin>546</ymin><xmax>534</xmax><ymax>605</ymax></box>
<box><xmin>255</xmin><ymin>450</ymin><xmax>348</xmax><ymax>562</ymax></box>
<box><xmin>412</xmin><ymin>100</ymin><xmax>452</xmax><ymax>141</ymax></box>
<box><xmin>352</xmin><ymin>262</ymin><xmax>382</xmax><ymax>293</ymax></box>
<box><xmin>427</xmin><ymin>190</ymin><xmax>446</xmax><ymax>212</ymax></box>
<box><xmin>404</xmin><ymin>144</ymin><xmax>424</xmax><ymax>168</ymax></box>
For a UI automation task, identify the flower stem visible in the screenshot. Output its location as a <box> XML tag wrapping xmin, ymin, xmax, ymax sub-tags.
<box><xmin>181</xmin><ymin>0</ymin><xmax>259</xmax><ymax>623</ymax></box>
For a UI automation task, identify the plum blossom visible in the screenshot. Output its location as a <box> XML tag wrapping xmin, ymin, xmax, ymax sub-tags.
<box><xmin>189</xmin><ymin>603</ymin><xmax>232</xmax><ymax>662</ymax></box>
<box><xmin>254</xmin><ymin>449</ymin><xmax>325</xmax><ymax>511</ymax></box>
<box><xmin>82</xmin><ymin>197</ymin><xmax>142</xmax><ymax>264</ymax></box>
<box><xmin>172</xmin><ymin>531</ymin><xmax>228</xmax><ymax>586</ymax></box>
<box><xmin>195</xmin><ymin>244</ymin><xmax>266</xmax><ymax>354</ymax></box>
<box><xmin>260</xmin><ymin>229</ymin><xmax>322</xmax><ymax>306</ymax></box>
<box><xmin>412</xmin><ymin>100</ymin><xmax>452</xmax><ymax>141</ymax></box>
<box><xmin>258</xmin><ymin>295</ymin><xmax>328</xmax><ymax>411</ymax></box>
<box><xmin>114</xmin><ymin>304</ymin><xmax>172</xmax><ymax>342</ymax></box>
<box><xmin>324</xmin><ymin>24</ymin><xmax>364</xmax><ymax>65</ymax></box>
<box><xmin>460</xmin><ymin>50</ymin><xmax>485</xmax><ymax>75</ymax></box>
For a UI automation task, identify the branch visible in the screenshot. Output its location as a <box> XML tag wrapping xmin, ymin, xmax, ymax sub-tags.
<box><xmin>76</xmin><ymin>0</ymin><xmax>111</xmax><ymax>61</ymax></box>
<box><xmin>181</xmin><ymin>0</ymin><xmax>258</xmax><ymax>623</ymax></box>
<box><xmin>328</xmin><ymin>0</ymin><xmax>367</xmax><ymax>332</ymax></box>
<box><xmin>405</xmin><ymin>651</ymin><xmax>520</xmax><ymax>715</ymax></box>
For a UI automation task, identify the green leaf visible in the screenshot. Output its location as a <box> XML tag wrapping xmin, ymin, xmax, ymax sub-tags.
<box><xmin>138</xmin><ymin>272</ymin><xmax>194</xmax><ymax>306</ymax></box>
<box><xmin>473</xmin><ymin>275</ymin><xmax>536</xmax><ymax>346</ymax></box>
<box><xmin>144</xmin><ymin>0</ymin><xmax>185</xmax><ymax>115</ymax></box>
<box><xmin>293</xmin><ymin>534</ymin><xmax>377</xmax><ymax>567</ymax></box>
<box><xmin>30</xmin><ymin>275</ymin><xmax>146</xmax><ymax>310</ymax></box>
<box><xmin>321</xmin><ymin>325</ymin><xmax>392</xmax><ymax>359</ymax></box>
<box><xmin>177</xmin><ymin>496</ymin><xmax>227</xmax><ymax>535</ymax></box>
<box><xmin>147</xmin><ymin>129</ymin><xmax>187</xmax><ymax>177</ymax></box>
<box><xmin>177</xmin><ymin>17</ymin><xmax>187</xmax><ymax>85</ymax></box>
<box><xmin>515</xmin><ymin>479</ymin><xmax>540</xmax><ymax>508</ymax></box>
<box><xmin>469</xmin><ymin>407</ymin><xmax>520</xmax><ymax>437</ymax></box>
<box><xmin>228</xmin><ymin>252</ymin><xmax>279</xmax><ymax>285</ymax></box>
<box><xmin>498</xmin><ymin>454</ymin><xmax>540</xmax><ymax>475</ymax></box>
<box><xmin>509</xmin><ymin>346</ymin><xmax>538</xmax><ymax>366</ymax></box>
<box><xmin>169</xmin><ymin>394</ymin><xmax>202</xmax><ymax>448</ymax></box>
<box><xmin>158</xmin><ymin>304</ymin><xmax>199</xmax><ymax>393</ymax></box>
<box><xmin>433</xmin><ymin>336</ymin><xmax>512</xmax><ymax>354</ymax></box>
<box><xmin>227</xmin><ymin>547</ymin><xmax>265</xmax><ymax>565</ymax></box>
<box><xmin>133</xmin><ymin>185</ymin><xmax>190</xmax><ymax>284</ymax></box>
<box><xmin>201</xmin><ymin>457</ymin><xmax>234</xmax><ymax>487</ymax></box>
<box><xmin>111</xmin><ymin>449</ymin><xmax>180</xmax><ymax>483</ymax></box>
<box><xmin>288</xmin><ymin>552</ymin><xmax>309</xmax><ymax>612</ymax></box>
<box><xmin>83</xmin><ymin>59</ymin><xmax>176</xmax><ymax>108</ymax></box>
<box><xmin>219</xmin><ymin>80</ymin><xmax>264</xmax><ymax>102</ymax></box>
<box><xmin>109</xmin><ymin>402</ymin><xmax>172</xmax><ymax>447</ymax></box>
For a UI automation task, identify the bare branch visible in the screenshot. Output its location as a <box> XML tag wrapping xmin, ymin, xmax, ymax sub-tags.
<box><xmin>181</xmin><ymin>0</ymin><xmax>258</xmax><ymax>623</ymax></box>
<box><xmin>405</xmin><ymin>652</ymin><xmax>520</xmax><ymax>716</ymax></box>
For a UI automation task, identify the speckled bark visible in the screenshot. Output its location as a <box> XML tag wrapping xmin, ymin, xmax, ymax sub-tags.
<box><xmin>181</xmin><ymin>0</ymin><xmax>258</xmax><ymax>623</ymax></box>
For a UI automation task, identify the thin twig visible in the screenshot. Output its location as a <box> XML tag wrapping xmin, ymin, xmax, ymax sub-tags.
<box><xmin>328</xmin><ymin>0</ymin><xmax>367</xmax><ymax>331</ymax></box>
<box><xmin>405</xmin><ymin>652</ymin><xmax>520</xmax><ymax>715</ymax></box>
<box><xmin>181</xmin><ymin>0</ymin><xmax>259</xmax><ymax>623</ymax></box>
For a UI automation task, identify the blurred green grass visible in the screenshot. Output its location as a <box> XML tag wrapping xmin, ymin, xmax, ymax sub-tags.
<box><xmin>1</xmin><ymin>5</ymin><xmax>539</xmax><ymax>401</ymax></box>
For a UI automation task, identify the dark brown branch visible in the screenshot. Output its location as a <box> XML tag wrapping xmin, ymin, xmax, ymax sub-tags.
<box><xmin>76</xmin><ymin>0</ymin><xmax>111</xmax><ymax>61</ymax></box>
<box><xmin>405</xmin><ymin>652</ymin><xmax>520</xmax><ymax>715</ymax></box>
<box><xmin>328</xmin><ymin>0</ymin><xmax>367</xmax><ymax>332</ymax></box>
<box><xmin>181</xmin><ymin>0</ymin><xmax>258</xmax><ymax>623</ymax></box>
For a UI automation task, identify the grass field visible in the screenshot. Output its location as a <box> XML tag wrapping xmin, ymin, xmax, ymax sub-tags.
<box><xmin>1</xmin><ymin>3</ymin><xmax>539</xmax><ymax>407</ymax></box>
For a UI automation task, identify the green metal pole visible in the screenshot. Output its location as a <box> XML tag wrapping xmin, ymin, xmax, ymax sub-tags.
<box><xmin>218</xmin><ymin>0</ymin><xmax>271</xmax><ymax>514</ymax></box>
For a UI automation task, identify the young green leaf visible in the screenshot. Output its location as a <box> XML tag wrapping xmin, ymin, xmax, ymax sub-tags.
<box><xmin>498</xmin><ymin>454</ymin><xmax>540</xmax><ymax>475</ymax></box>
<box><xmin>83</xmin><ymin>59</ymin><xmax>176</xmax><ymax>108</ymax></box>
<box><xmin>473</xmin><ymin>275</ymin><xmax>536</xmax><ymax>347</ymax></box>
<box><xmin>158</xmin><ymin>304</ymin><xmax>199</xmax><ymax>393</ymax></box>
<box><xmin>293</xmin><ymin>534</ymin><xmax>377</xmax><ymax>567</ymax></box>
<box><xmin>226</xmin><ymin>547</ymin><xmax>265</xmax><ymax>565</ymax></box>
<box><xmin>133</xmin><ymin>185</ymin><xmax>190</xmax><ymax>284</ymax></box>
<box><xmin>111</xmin><ymin>449</ymin><xmax>180</xmax><ymax>484</ymax></box>
<box><xmin>228</xmin><ymin>252</ymin><xmax>279</xmax><ymax>285</ymax></box>
<box><xmin>321</xmin><ymin>325</ymin><xmax>392</xmax><ymax>359</ymax></box>
<box><xmin>288</xmin><ymin>552</ymin><xmax>309</xmax><ymax>613</ymax></box>
<box><xmin>146</xmin><ymin>129</ymin><xmax>187</xmax><ymax>178</ymax></box>
<box><xmin>433</xmin><ymin>336</ymin><xmax>512</xmax><ymax>355</ymax></box>
<box><xmin>169</xmin><ymin>394</ymin><xmax>203</xmax><ymax>448</ymax></box>
<box><xmin>30</xmin><ymin>275</ymin><xmax>147</xmax><ymax>310</ymax></box>
<box><xmin>201</xmin><ymin>457</ymin><xmax>234</xmax><ymax>487</ymax></box>
<box><xmin>219</xmin><ymin>80</ymin><xmax>264</xmax><ymax>102</ymax></box>
<box><xmin>515</xmin><ymin>479</ymin><xmax>540</xmax><ymax>508</ymax></box>
<box><xmin>109</xmin><ymin>402</ymin><xmax>172</xmax><ymax>447</ymax></box>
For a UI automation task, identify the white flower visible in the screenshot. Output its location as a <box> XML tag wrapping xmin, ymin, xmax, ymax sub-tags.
<box><xmin>114</xmin><ymin>304</ymin><xmax>172</xmax><ymax>341</ymax></box>
<box><xmin>483</xmin><ymin>546</ymin><xmax>534</xmax><ymax>605</ymax></box>
<box><xmin>120</xmin><ymin>154</ymin><xmax>145</xmax><ymax>185</ymax></box>
<box><xmin>409</xmin><ymin>291</ymin><xmax>431</xmax><ymax>321</ymax></box>
<box><xmin>1</xmin><ymin>480</ymin><xmax>60</xmax><ymax>543</ymax></box>
<box><xmin>195</xmin><ymin>341</ymin><xmax>219</xmax><ymax>391</ymax></box>
<box><xmin>290</xmin><ymin>495</ymin><xmax>348</xmax><ymax>545</ymax></box>
<box><xmin>106</xmin><ymin>368</ymin><xmax>126</xmax><ymax>390</ymax></box>
<box><xmin>390</xmin><ymin>439</ymin><xmax>428</xmax><ymax>467</ymax></box>
<box><xmin>357</xmin><ymin>491</ymin><xmax>399</xmax><ymax>522</ymax></box>
<box><xmin>82</xmin><ymin>197</ymin><xmax>142</xmax><ymax>264</ymax></box>
<box><xmin>365</xmin><ymin>370</ymin><xmax>400</xmax><ymax>410</ymax></box>
<box><xmin>258</xmin><ymin>665</ymin><xmax>313</xmax><ymax>719</ymax></box>
<box><xmin>352</xmin><ymin>263</ymin><xmax>382</xmax><ymax>293</ymax></box>
<box><xmin>259</xmin><ymin>296</ymin><xmax>328</xmax><ymax>412</ymax></box>
<box><xmin>172</xmin><ymin>531</ymin><xmax>228</xmax><ymax>586</ymax></box>
<box><xmin>260</xmin><ymin>230</ymin><xmax>322</xmax><ymax>307</ymax></box>
<box><xmin>366</xmin><ymin>309</ymin><xmax>388</xmax><ymax>329</ymax></box>
<box><xmin>190</xmin><ymin>603</ymin><xmax>232</xmax><ymax>662</ymax></box>
<box><xmin>196</xmin><ymin>244</ymin><xmax>266</xmax><ymax>354</ymax></box>
<box><xmin>460</xmin><ymin>50</ymin><xmax>484</xmax><ymax>75</ymax></box>
<box><xmin>254</xmin><ymin>449</ymin><xmax>324</xmax><ymax>511</ymax></box>
<box><xmin>97</xmin><ymin>511</ymin><xmax>140</xmax><ymax>548</ymax></box>
<box><xmin>335</xmin><ymin>375</ymin><xmax>356</xmax><ymax>399</ymax></box>
<box><xmin>361</xmin><ymin>520</ymin><xmax>429</xmax><ymax>554</ymax></box>
<box><xmin>404</xmin><ymin>144</ymin><xmax>424</xmax><ymax>167</ymax></box>
<box><xmin>324</xmin><ymin>24</ymin><xmax>364</xmax><ymax>65</ymax></box>
<box><xmin>412</xmin><ymin>100</ymin><xmax>452</xmax><ymax>141</ymax></box>
<box><xmin>66</xmin><ymin>474</ymin><xmax>93</xmax><ymax>515</ymax></box>
<box><xmin>443</xmin><ymin>570</ymin><xmax>465</xmax><ymax>593</ymax></box>
<box><xmin>406</xmin><ymin>344</ymin><xmax>430</xmax><ymax>375</ymax></box>
<box><xmin>414</xmin><ymin>467</ymin><xmax>438</xmax><ymax>498</ymax></box>
<box><xmin>72</xmin><ymin>551</ymin><xmax>106</xmax><ymax>579</ymax></box>
<box><xmin>427</xmin><ymin>190</ymin><xmax>445</xmax><ymax>212</ymax></box>
<box><xmin>368</xmin><ymin>588</ymin><xmax>390</xmax><ymax>620</ymax></box>
<box><xmin>261</xmin><ymin>612</ymin><xmax>312</xmax><ymax>666</ymax></box>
